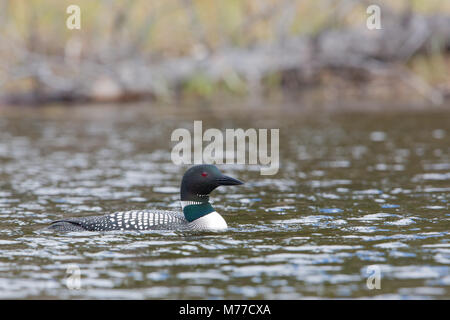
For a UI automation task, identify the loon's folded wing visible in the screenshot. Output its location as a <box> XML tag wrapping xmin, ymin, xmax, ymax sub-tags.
<box><xmin>49</xmin><ymin>215</ymin><xmax>115</xmax><ymax>232</ymax></box>
<box><xmin>49</xmin><ymin>218</ymin><xmax>88</xmax><ymax>232</ymax></box>
<box><xmin>49</xmin><ymin>210</ymin><xmax>187</xmax><ymax>232</ymax></box>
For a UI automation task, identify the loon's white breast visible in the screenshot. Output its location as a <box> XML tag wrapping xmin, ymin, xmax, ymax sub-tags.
<box><xmin>181</xmin><ymin>201</ymin><xmax>227</xmax><ymax>231</ymax></box>
<box><xmin>188</xmin><ymin>211</ymin><xmax>227</xmax><ymax>231</ymax></box>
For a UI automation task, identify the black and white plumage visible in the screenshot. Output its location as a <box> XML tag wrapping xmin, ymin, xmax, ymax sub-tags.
<box><xmin>49</xmin><ymin>210</ymin><xmax>188</xmax><ymax>232</ymax></box>
<box><xmin>49</xmin><ymin>165</ymin><xmax>244</xmax><ymax>232</ymax></box>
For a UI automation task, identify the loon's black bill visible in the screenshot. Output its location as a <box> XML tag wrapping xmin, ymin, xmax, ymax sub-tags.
<box><xmin>216</xmin><ymin>175</ymin><xmax>244</xmax><ymax>186</ymax></box>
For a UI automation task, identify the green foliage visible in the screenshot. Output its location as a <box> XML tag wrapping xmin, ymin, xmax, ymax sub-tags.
<box><xmin>183</xmin><ymin>73</ymin><xmax>215</xmax><ymax>97</ymax></box>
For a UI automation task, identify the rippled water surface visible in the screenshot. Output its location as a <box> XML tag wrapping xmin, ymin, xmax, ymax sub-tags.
<box><xmin>0</xmin><ymin>104</ymin><xmax>448</xmax><ymax>299</ymax></box>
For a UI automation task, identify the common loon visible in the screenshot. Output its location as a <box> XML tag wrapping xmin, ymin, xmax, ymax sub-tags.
<box><xmin>49</xmin><ymin>164</ymin><xmax>244</xmax><ymax>232</ymax></box>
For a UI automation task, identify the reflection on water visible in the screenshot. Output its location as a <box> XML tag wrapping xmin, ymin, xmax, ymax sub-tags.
<box><xmin>0</xmin><ymin>105</ymin><xmax>448</xmax><ymax>299</ymax></box>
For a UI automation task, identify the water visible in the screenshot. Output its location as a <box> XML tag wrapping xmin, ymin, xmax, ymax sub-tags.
<box><xmin>0</xmin><ymin>104</ymin><xmax>448</xmax><ymax>299</ymax></box>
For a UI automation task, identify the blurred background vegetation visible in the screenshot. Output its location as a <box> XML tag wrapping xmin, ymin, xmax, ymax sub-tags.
<box><xmin>0</xmin><ymin>0</ymin><xmax>450</xmax><ymax>107</ymax></box>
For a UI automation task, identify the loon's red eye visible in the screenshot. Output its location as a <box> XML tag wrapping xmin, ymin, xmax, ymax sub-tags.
<box><xmin>201</xmin><ymin>172</ymin><xmax>208</xmax><ymax>177</ymax></box>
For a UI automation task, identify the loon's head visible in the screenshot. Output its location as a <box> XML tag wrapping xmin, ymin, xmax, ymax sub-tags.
<box><xmin>180</xmin><ymin>164</ymin><xmax>244</xmax><ymax>202</ymax></box>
